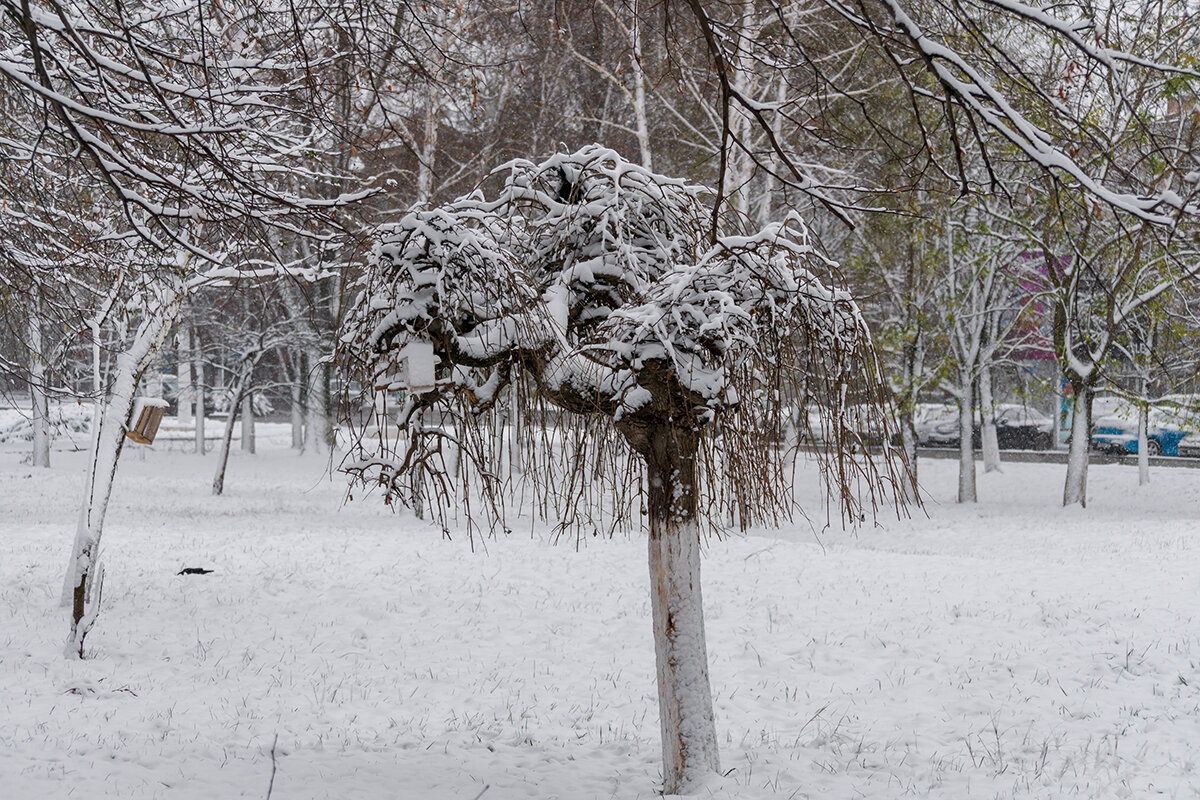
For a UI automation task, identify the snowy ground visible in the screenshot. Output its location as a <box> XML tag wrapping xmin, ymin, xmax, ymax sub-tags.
<box><xmin>3</xmin><ymin>435</ymin><xmax>1200</xmax><ymax>799</ymax></box>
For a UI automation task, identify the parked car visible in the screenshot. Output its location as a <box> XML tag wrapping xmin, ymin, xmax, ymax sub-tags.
<box><xmin>790</xmin><ymin>403</ymin><xmax>900</xmax><ymax>448</ymax></box>
<box><xmin>1178</xmin><ymin>433</ymin><xmax>1200</xmax><ymax>458</ymax></box>
<box><xmin>913</xmin><ymin>402</ymin><xmax>1054</xmax><ymax>450</ymax></box>
<box><xmin>985</xmin><ymin>403</ymin><xmax>1055</xmax><ymax>450</ymax></box>
<box><xmin>914</xmin><ymin>403</ymin><xmax>961</xmax><ymax>446</ymax></box>
<box><xmin>1091</xmin><ymin>403</ymin><xmax>1196</xmax><ymax>456</ymax></box>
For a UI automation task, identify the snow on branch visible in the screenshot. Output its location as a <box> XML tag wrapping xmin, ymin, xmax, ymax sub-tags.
<box><xmin>340</xmin><ymin>146</ymin><xmax>908</xmax><ymax>532</ymax></box>
<box><xmin>600</xmin><ymin>214</ymin><xmax>875</xmax><ymax>418</ymax></box>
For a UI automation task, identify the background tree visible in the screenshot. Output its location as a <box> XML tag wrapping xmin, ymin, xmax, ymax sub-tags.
<box><xmin>0</xmin><ymin>0</ymin><xmax>369</xmax><ymax>655</ymax></box>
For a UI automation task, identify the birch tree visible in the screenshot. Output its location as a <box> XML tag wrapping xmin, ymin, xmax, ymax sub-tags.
<box><xmin>934</xmin><ymin>211</ymin><xmax>1028</xmax><ymax>501</ymax></box>
<box><xmin>1</xmin><ymin>0</ymin><xmax>369</xmax><ymax>655</ymax></box>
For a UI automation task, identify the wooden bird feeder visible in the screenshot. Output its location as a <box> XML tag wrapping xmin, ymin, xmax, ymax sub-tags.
<box><xmin>125</xmin><ymin>397</ymin><xmax>168</xmax><ymax>445</ymax></box>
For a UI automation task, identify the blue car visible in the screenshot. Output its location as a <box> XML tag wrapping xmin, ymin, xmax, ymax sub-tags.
<box><xmin>1091</xmin><ymin>403</ymin><xmax>1196</xmax><ymax>456</ymax></box>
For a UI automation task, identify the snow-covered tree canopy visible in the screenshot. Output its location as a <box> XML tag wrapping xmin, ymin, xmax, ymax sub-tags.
<box><xmin>341</xmin><ymin>145</ymin><xmax>905</xmax><ymax>531</ymax></box>
<box><xmin>0</xmin><ymin>0</ymin><xmax>370</xmax><ymax>255</ymax></box>
<box><xmin>678</xmin><ymin>0</ymin><xmax>1200</xmax><ymax>228</ymax></box>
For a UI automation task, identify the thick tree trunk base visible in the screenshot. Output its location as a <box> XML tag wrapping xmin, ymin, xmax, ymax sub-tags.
<box><xmin>1063</xmin><ymin>386</ymin><xmax>1092</xmax><ymax>507</ymax></box>
<box><xmin>648</xmin><ymin>519</ymin><xmax>720</xmax><ymax>795</ymax></box>
<box><xmin>957</xmin><ymin>392</ymin><xmax>976</xmax><ymax>503</ymax></box>
<box><xmin>621</xmin><ymin>420</ymin><xmax>720</xmax><ymax>795</ymax></box>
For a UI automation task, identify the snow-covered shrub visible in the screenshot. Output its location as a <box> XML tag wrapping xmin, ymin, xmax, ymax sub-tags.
<box><xmin>0</xmin><ymin>403</ymin><xmax>93</xmax><ymax>445</ymax></box>
<box><xmin>211</xmin><ymin>389</ymin><xmax>273</xmax><ymax>417</ymax></box>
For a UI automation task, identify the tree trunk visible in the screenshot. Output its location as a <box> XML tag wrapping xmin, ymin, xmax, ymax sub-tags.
<box><xmin>509</xmin><ymin>387</ymin><xmax>522</xmax><ymax>476</ymax></box>
<box><xmin>193</xmin><ymin>326</ymin><xmax>206</xmax><ymax>454</ymax></box>
<box><xmin>900</xmin><ymin>413</ymin><xmax>918</xmax><ymax>503</ymax></box>
<box><xmin>620</xmin><ymin>421</ymin><xmax>720</xmax><ymax>795</ymax></box>
<box><xmin>1137</xmin><ymin>403</ymin><xmax>1150</xmax><ymax>486</ymax></box>
<box><xmin>289</xmin><ymin>350</ymin><xmax>305</xmax><ymax>450</ymax></box>
<box><xmin>1050</xmin><ymin>372</ymin><xmax>1063</xmax><ymax>450</ymax></box>
<box><xmin>629</xmin><ymin>4</ymin><xmax>652</xmax><ymax>170</ymax></box>
<box><xmin>240</xmin><ymin>391</ymin><xmax>255</xmax><ymax>454</ymax></box>
<box><xmin>1063</xmin><ymin>383</ymin><xmax>1093</xmax><ymax>507</ymax></box>
<box><xmin>417</xmin><ymin>83</ymin><xmax>439</xmax><ymax>203</ymax></box>
<box><xmin>957</xmin><ymin>376</ymin><xmax>977</xmax><ymax>503</ymax></box>
<box><xmin>898</xmin><ymin>331</ymin><xmax>922</xmax><ymax>503</ymax></box>
<box><xmin>411</xmin><ymin>407</ymin><xmax>425</xmax><ymax>520</ymax></box>
<box><xmin>177</xmin><ymin>326</ymin><xmax>193</xmax><ymax>425</ymax></box>
<box><xmin>979</xmin><ymin>366</ymin><xmax>1001</xmax><ymax>472</ymax></box>
<box><xmin>30</xmin><ymin>293</ymin><xmax>50</xmax><ymax>468</ymax></box>
<box><xmin>64</xmin><ymin>301</ymin><xmax>180</xmax><ymax>657</ymax></box>
<box><xmin>213</xmin><ymin>364</ymin><xmax>253</xmax><ymax>496</ymax></box>
<box><xmin>305</xmin><ymin>350</ymin><xmax>331</xmax><ymax>454</ymax></box>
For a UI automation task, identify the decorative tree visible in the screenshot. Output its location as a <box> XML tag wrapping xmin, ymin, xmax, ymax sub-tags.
<box><xmin>339</xmin><ymin>145</ymin><xmax>904</xmax><ymax>794</ymax></box>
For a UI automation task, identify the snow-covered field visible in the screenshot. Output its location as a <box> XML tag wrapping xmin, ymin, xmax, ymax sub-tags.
<box><xmin>3</xmin><ymin>437</ymin><xmax>1200</xmax><ymax>799</ymax></box>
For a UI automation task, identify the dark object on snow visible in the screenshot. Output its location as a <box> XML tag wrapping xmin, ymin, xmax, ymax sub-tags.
<box><xmin>177</xmin><ymin>567</ymin><xmax>214</xmax><ymax>575</ymax></box>
<box><xmin>555</xmin><ymin>165</ymin><xmax>578</xmax><ymax>204</ymax></box>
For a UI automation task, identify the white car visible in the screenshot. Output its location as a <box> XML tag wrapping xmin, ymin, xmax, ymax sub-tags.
<box><xmin>914</xmin><ymin>403</ymin><xmax>961</xmax><ymax>446</ymax></box>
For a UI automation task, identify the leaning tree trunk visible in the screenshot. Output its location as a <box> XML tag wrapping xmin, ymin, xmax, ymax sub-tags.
<box><xmin>63</xmin><ymin>302</ymin><xmax>180</xmax><ymax>657</ymax></box>
<box><xmin>1063</xmin><ymin>382</ymin><xmax>1093</xmax><ymax>507</ymax></box>
<box><xmin>620</xmin><ymin>421</ymin><xmax>720</xmax><ymax>795</ymax></box>
<box><xmin>213</xmin><ymin>362</ymin><xmax>254</xmax><ymax>496</ymax></box>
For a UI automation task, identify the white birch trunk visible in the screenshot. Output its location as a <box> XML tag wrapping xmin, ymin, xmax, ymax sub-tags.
<box><xmin>176</xmin><ymin>325</ymin><xmax>193</xmax><ymax>425</ymax></box>
<box><xmin>289</xmin><ymin>349</ymin><xmax>304</xmax><ymax>449</ymax></box>
<box><xmin>30</xmin><ymin>293</ymin><xmax>50</xmax><ymax>468</ymax></box>
<box><xmin>1062</xmin><ymin>384</ymin><xmax>1092</xmax><ymax>507</ymax></box>
<box><xmin>417</xmin><ymin>85</ymin><xmax>439</xmax><ymax>203</ymax></box>
<box><xmin>957</xmin><ymin>377</ymin><xmax>977</xmax><ymax>503</ymax></box>
<box><xmin>630</xmin><ymin>5</ymin><xmax>652</xmax><ymax>170</ymax></box>
<box><xmin>979</xmin><ymin>366</ymin><xmax>1001</xmax><ymax>472</ymax></box>
<box><xmin>722</xmin><ymin>1</ymin><xmax>756</xmax><ymax>214</ymax></box>
<box><xmin>900</xmin><ymin>417</ymin><xmax>919</xmax><ymax>503</ymax></box>
<box><xmin>193</xmin><ymin>327</ymin><xmax>206</xmax><ymax>454</ymax></box>
<box><xmin>756</xmin><ymin>78</ymin><xmax>786</xmax><ymax>227</ymax></box>
<box><xmin>305</xmin><ymin>352</ymin><xmax>329</xmax><ymax>454</ymax></box>
<box><xmin>509</xmin><ymin>388</ymin><xmax>522</xmax><ymax>475</ymax></box>
<box><xmin>63</xmin><ymin>298</ymin><xmax>181</xmax><ymax>656</ymax></box>
<box><xmin>639</xmin><ymin>425</ymin><xmax>719</xmax><ymax>795</ymax></box>
<box><xmin>649</xmin><ymin>517</ymin><xmax>719</xmax><ymax>795</ymax></box>
<box><xmin>240</xmin><ymin>392</ymin><xmax>255</xmax><ymax>454</ymax></box>
<box><xmin>291</xmin><ymin>382</ymin><xmax>305</xmax><ymax>449</ymax></box>
<box><xmin>1137</xmin><ymin>404</ymin><xmax>1150</xmax><ymax>486</ymax></box>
